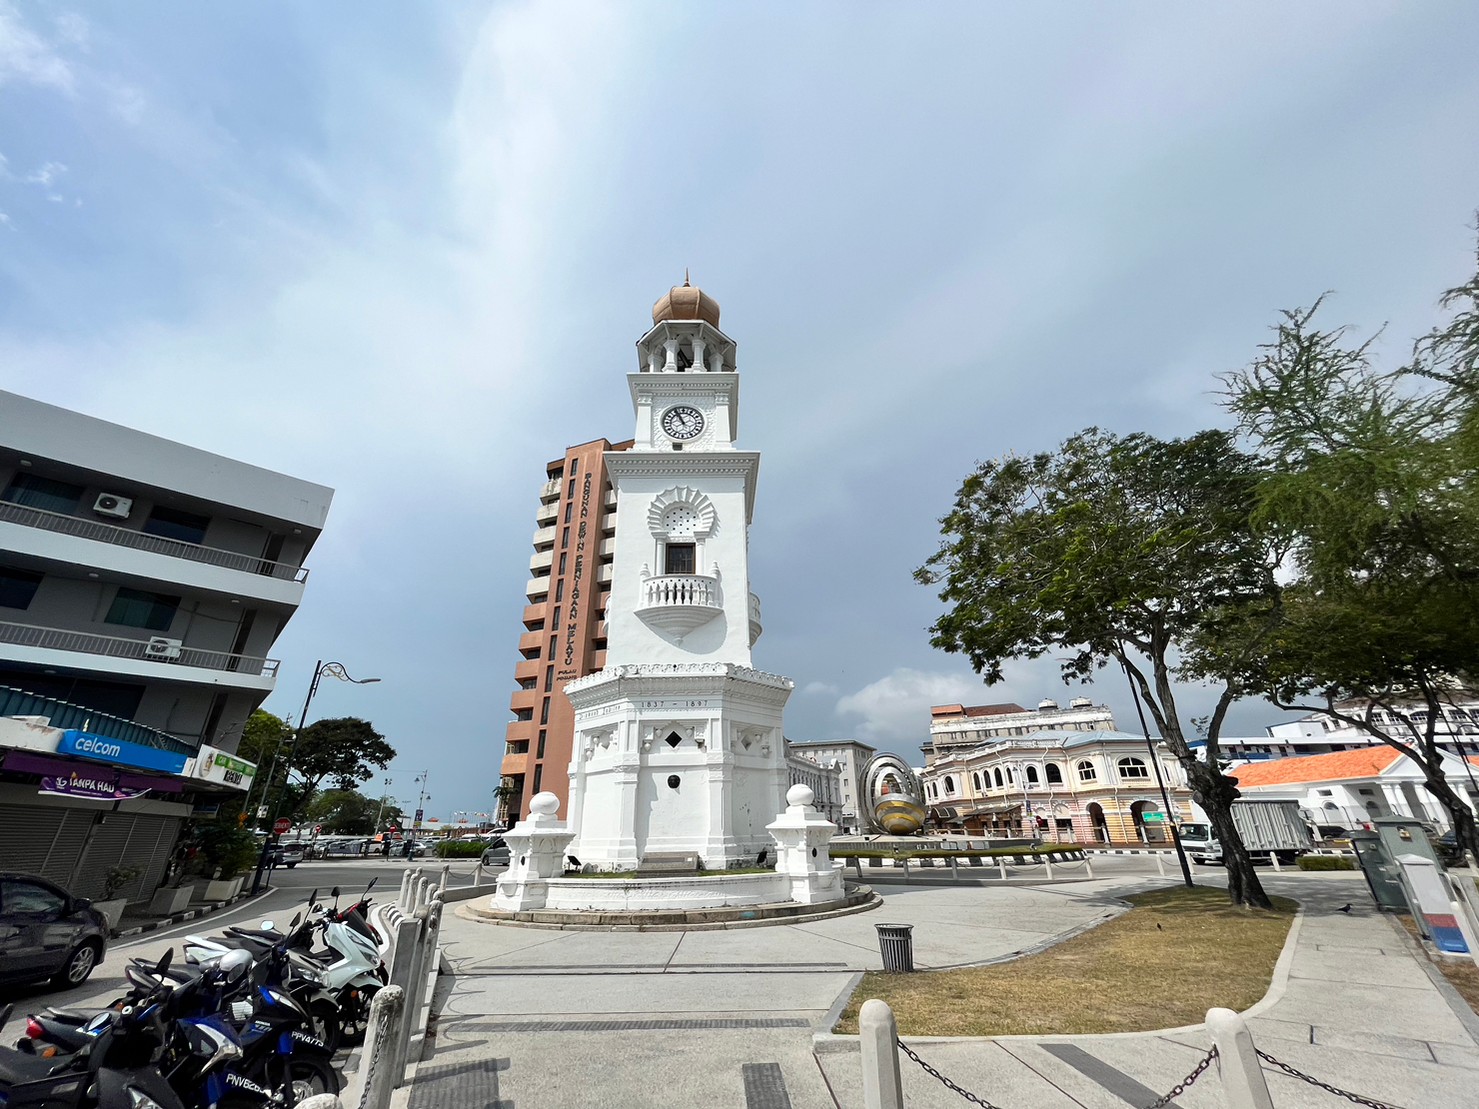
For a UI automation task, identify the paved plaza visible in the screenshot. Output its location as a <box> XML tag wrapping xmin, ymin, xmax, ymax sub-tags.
<box><xmin>417</xmin><ymin>868</ymin><xmax>1479</xmax><ymax>1107</ymax></box>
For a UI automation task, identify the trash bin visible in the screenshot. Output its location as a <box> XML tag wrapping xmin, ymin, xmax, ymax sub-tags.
<box><xmin>875</xmin><ymin>923</ymin><xmax>915</xmax><ymax>972</ymax></box>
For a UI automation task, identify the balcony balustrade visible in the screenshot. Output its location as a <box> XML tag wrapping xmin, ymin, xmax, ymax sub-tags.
<box><xmin>540</xmin><ymin>478</ymin><xmax>562</xmax><ymax>503</ymax></box>
<box><xmin>637</xmin><ymin>573</ymin><xmax>722</xmax><ymax>639</ymax></box>
<box><xmin>0</xmin><ymin>620</ymin><xmax>279</xmax><ymax>678</ymax></box>
<box><xmin>748</xmin><ymin>592</ymin><xmax>763</xmax><ymax>646</ymax></box>
<box><xmin>0</xmin><ymin>499</ymin><xmax>307</xmax><ymax>582</ymax></box>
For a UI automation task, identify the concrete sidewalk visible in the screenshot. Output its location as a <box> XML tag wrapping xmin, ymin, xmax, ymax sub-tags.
<box><xmin>418</xmin><ymin>876</ymin><xmax>1479</xmax><ymax>1107</ymax></box>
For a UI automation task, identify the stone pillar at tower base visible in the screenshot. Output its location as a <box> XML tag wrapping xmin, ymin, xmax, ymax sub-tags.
<box><xmin>493</xmin><ymin>791</ymin><xmax>577</xmax><ymax>913</ymax></box>
<box><xmin>767</xmin><ymin>784</ymin><xmax>844</xmax><ymax>905</ymax></box>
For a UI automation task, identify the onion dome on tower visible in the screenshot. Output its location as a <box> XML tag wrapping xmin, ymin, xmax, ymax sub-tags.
<box><xmin>652</xmin><ymin>273</ymin><xmax>721</xmax><ymax>327</ymax></box>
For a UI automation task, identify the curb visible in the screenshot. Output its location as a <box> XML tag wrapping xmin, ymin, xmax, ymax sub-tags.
<box><xmin>112</xmin><ymin>889</ymin><xmax>266</xmax><ymax>938</ymax></box>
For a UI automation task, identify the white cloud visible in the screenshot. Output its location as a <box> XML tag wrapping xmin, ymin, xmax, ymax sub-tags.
<box><xmin>800</xmin><ymin>680</ymin><xmax>839</xmax><ymax>697</ymax></box>
<box><xmin>25</xmin><ymin>161</ymin><xmax>64</xmax><ymax>186</ymax></box>
<box><xmin>0</xmin><ymin>2</ymin><xmax>75</xmax><ymax>92</ymax></box>
<box><xmin>835</xmin><ymin>668</ymin><xmax>985</xmax><ymax>743</ymax></box>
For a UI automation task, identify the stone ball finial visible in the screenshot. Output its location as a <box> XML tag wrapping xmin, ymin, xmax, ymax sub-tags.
<box><xmin>787</xmin><ymin>784</ymin><xmax>815</xmax><ymax>808</ymax></box>
<box><xmin>529</xmin><ymin>792</ymin><xmax>560</xmax><ymax>817</ymax></box>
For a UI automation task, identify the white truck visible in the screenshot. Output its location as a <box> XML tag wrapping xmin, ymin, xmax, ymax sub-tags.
<box><xmin>1177</xmin><ymin>798</ymin><xmax>1313</xmax><ymax>865</ymax></box>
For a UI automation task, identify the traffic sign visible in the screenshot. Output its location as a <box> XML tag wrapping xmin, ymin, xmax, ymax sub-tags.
<box><xmin>273</xmin><ymin>817</ymin><xmax>292</xmax><ymax>835</ymax></box>
<box><xmin>1142</xmin><ymin>812</ymin><xmax>1167</xmax><ymax>823</ymax></box>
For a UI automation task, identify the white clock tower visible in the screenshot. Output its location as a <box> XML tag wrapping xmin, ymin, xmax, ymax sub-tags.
<box><xmin>563</xmin><ymin>281</ymin><xmax>793</xmax><ymax>870</ymax></box>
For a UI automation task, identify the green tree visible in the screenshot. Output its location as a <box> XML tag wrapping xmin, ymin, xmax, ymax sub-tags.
<box><xmin>917</xmin><ymin>428</ymin><xmax>1281</xmax><ymax>909</ymax></box>
<box><xmin>290</xmin><ymin>717</ymin><xmax>397</xmax><ymax>794</ymax></box>
<box><xmin>1220</xmin><ymin>283</ymin><xmax>1479</xmax><ymax>858</ymax></box>
<box><xmin>306</xmin><ymin>789</ymin><xmax>401</xmax><ymax>835</ymax></box>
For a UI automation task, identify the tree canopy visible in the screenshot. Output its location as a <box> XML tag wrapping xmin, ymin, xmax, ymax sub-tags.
<box><xmin>918</xmin><ymin>427</ymin><xmax>1281</xmax><ymax>908</ymax></box>
<box><xmin>1217</xmin><ymin>264</ymin><xmax>1479</xmax><ymax>856</ymax></box>
<box><xmin>291</xmin><ymin>717</ymin><xmax>396</xmax><ymax>794</ymax></box>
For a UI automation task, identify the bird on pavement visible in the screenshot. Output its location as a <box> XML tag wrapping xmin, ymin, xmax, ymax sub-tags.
<box><xmin>1337</xmin><ymin>903</ymin><xmax>1352</xmax><ymax>913</ymax></box>
<box><xmin>1156</xmin><ymin>923</ymin><xmax>1163</xmax><ymax>931</ymax></box>
<box><xmin>756</xmin><ymin>848</ymin><xmax>769</xmax><ymax>867</ymax></box>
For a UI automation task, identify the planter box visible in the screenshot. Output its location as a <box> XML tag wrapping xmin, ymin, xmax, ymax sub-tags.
<box><xmin>202</xmin><ymin>877</ymin><xmax>242</xmax><ymax>902</ymax></box>
<box><xmin>148</xmin><ymin>886</ymin><xmax>194</xmax><ymax>916</ymax></box>
<box><xmin>94</xmin><ymin>898</ymin><xmax>128</xmax><ymax>931</ymax></box>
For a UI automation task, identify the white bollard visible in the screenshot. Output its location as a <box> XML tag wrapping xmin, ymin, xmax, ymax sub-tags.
<box><xmin>439</xmin><ymin>862</ymin><xmax>451</xmax><ymax>893</ymax></box>
<box><xmin>1270</xmin><ymin>853</ymin><xmax>1282</xmax><ymax>872</ymax></box>
<box><xmin>998</xmin><ymin>858</ymin><xmax>1007</xmax><ymax>881</ymax></box>
<box><xmin>1083</xmin><ymin>856</ymin><xmax>1094</xmax><ymax>880</ymax></box>
<box><xmin>859</xmin><ymin>999</ymin><xmax>905</xmax><ymax>1109</ymax></box>
<box><xmin>1156</xmin><ymin>851</ymin><xmax>1167</xmax><ymax>877</ymax></box>
<box><xmin>1044</xmin><ymin>855</ymin><xmax>1054</xmax><ymax>881</ymax></box>
<box><xmin>473</xmin><ymin>860</ymin><xmax>485</xmax><ymax>888</ymax></box>
<box><xmin>1207</xmin><ymin>1007</ymin><xmax>1276</xmax><ymax>1109</ymax></box>
<box><xmin>295</xmin><ymin>1096</ymin><xmax>343</xmax><ymax>1109</ymax></box>
<box><xmin>357</xmin><ymin>984</ymin><xmax>406</xmax><ymax>1109</ymax></box>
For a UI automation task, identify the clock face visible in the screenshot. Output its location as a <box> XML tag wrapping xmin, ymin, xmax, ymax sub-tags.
<box><xmin>661</xmin><ymin>405</ymin><xmax>705</xmax><ymax>441</ymax></box>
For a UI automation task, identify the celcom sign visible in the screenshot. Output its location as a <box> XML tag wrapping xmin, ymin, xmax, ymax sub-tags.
<box><xmin>58</xmin><ymin>730</ymin><xmax>189</xmax><ymax>775</ymax></box>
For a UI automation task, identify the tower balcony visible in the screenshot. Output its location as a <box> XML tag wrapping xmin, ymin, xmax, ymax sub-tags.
<box><xmin>748</xmin><ymin>592</ymin><xmax>763</xmax><ymax>646</ymax></box>
<box><xmin>636</xmin><ymin>573</ymin><xmax>721</xmax><ymax>639</ymax></box>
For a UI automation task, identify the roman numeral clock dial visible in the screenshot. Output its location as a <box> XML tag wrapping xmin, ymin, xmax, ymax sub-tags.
<box><xmin>660</xmin><ymin>405</ymin><xmax>705</xmax><ymax>441</ymax></box>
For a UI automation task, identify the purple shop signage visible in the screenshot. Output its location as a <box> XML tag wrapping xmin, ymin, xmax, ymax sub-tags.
<box><xmin>39</xmin><ymin>770</ymin><xmax>149</xmax><ymax>801</ymax></box>
<box><xmin>2</xmin><ymin>750</ymin><xmax>183</xmax><ymax>794</ymax></box>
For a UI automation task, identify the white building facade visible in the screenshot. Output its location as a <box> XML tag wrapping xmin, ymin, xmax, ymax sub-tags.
<box><xmin>563</xmin><ymin>283</ymin><xmax>793</xmax><ymax>870</ymax></box>
<box><xmin>0</xmin><ymin>390</ymin><xmax>332</xmax><ymax>902</ymax></box>
<box><xmin>785</xmin><ymin>738</ymin><xmax>876</xmax><ymax>833</ymax></box>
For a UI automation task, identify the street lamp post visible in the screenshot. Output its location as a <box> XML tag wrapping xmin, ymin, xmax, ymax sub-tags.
<box><xmin>373</xmin><ymin>776</ymin><xmax>393</xmax><ymax>833</ymax></box>
<box><xmin>1119</xmin><ymin>656</ymin><xmax>1194</xmax><ymax>888</ymax></box>
<box><xmin>251</xmin><ymin>660</ymin><xmax>380</xmax><ymax>894</ymax></box>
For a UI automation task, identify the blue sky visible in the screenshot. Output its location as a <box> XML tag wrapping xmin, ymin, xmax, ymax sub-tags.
<box><xmin>4</xmin><ymin>2</ymin><xmax>1479</xmax><ymax>821</ymax></box>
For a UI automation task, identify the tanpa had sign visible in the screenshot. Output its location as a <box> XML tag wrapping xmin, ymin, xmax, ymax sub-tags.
<box><xmin>40</xmin><ymin>770</ymin><xmax>148</xmax><ymax>802</ymax></box>
<box><xmin>192</xmin><ymin>745</ymin><xmax>256</xmax><ymax>791</ymax></box>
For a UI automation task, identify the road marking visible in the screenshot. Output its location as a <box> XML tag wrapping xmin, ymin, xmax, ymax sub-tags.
<box><xmin>1040</xmin><ymin>1043</ymin><xmax>1184</xmax><ymax>1108</ymax></box>
<box><xmin>456</xmin><ymin>1017</ymin><xmax>811</xmax><ymax>1032</ymax></box>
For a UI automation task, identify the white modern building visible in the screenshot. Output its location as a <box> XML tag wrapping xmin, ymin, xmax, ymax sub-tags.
<box><xmin>562</xmin><ymin>282</ymin><xmax>793</xmax><ymax>870</ymax></box>
<box><xmin>786</xmin><ymin>738</ymin><xmax>876</xmax><ymax>833</ymax></box>
<box><xmin>0</xmin><ymin>390</ymin><xmax>332</xmax><ymax>902</ymax></box>
<box><xmin>1188</xmin><ymin>697</ymin><xmax>1479</xmax><ymax>765</ymax></box>
<box><xmin>924</xmin><ymin>697</ymin><xmax>1116</xmax><ymax>763</ymax></box>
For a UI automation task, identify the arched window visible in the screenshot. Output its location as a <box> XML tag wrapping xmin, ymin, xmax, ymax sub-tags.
<box><xmin>992</xmin><ymin>768</ymin><xmax>1004</xmax><ymax>788</ymax></box>
<box><xmin>944</xmin><ymin>775</ymin><xmax>956</xmax><ymax>795</ymax></box>
<box><xmin>1076</xmin><ymin>760</ymin><xmax>1097</xmax><ymax>783</ymax></box>
<box><xmin>1007</xmin><ymin>767</ymin><xmax>1016</xmax><ymax>783</ymax></box>
<box><xmin>1025</xmin><ymin>765</ymin><xmax>1040</xmax><ymax>785</ymax></box>
<box><xmin>1045</xmin><ymin>763</ymin><xmax>1063</xmax><ymax>785</ymax></box>
<box><xmin>972</xmin><ymin>772</ymin><xmax>982</xmax><ymax>791</ymax></box>
<box><xmin>1117</xmin><ymin>756</ymin><xmax>1149</xmax><ymax>780</ymax></box>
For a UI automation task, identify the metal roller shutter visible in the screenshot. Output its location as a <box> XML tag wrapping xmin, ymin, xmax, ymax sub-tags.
<box><xmin>0</xmin><ymin>805</ymin><xmax>66</xmax><ymax>876</ymax></box>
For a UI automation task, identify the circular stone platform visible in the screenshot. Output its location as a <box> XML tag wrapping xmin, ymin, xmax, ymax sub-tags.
<box><xmin>461</xmin><ymin>882</ymin><xmax>881</xmax><ymax>931</ymax></box>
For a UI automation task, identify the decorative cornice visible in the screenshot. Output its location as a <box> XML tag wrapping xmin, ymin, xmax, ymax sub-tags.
<box><xmin>566</xmin><ymin>662</ymin><xmax>795</xmax><ymax>710</ymax></box>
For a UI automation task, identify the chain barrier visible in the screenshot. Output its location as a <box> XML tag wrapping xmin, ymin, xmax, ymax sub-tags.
<box><xmin>1138</xmin><ymin>1045</ymin><xmax>1218</xmax><ymax>1109</ymax></box>
<box><xmin>896</xmin><ymin>1039</ymin><xmax>1011</xmax><ymax>1108</ymax></box>
<box><xmin>895</xmin><ymin>1039</ymin><xmax>1217</xmax><ymax>1109</ymax></box>
<box><xmin>1256</xmin><ymin>1049</ymin><xmax>1403</xmax><ymax>1109</ymax></box>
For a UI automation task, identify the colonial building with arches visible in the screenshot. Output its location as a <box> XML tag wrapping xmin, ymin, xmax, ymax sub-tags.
<box><xmin>920</xmin><ymin>725</ymin><xmax>1193</xmax><ymax>845</ymax></box>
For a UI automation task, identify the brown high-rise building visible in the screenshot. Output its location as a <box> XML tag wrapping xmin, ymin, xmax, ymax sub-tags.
<box><xmin>498</xmin><ymin>438</ymin><xmax>630</xmax><ymax>823</ymax></box>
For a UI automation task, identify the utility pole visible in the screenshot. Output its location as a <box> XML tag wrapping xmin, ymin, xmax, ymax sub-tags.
<box><xmin>1120</xmin><ymin>656</ymin><xmax>1194</xmax><ymax>888</ymax></box>
<box><xmin>373</xmin><ymin>776</ymin><xmax>393</xmax><ymax>832</ymax></box>
<box><xmin>414</xmin><ymin>769</ymin><xmax>430</xmax><ymax>832</ymax></box>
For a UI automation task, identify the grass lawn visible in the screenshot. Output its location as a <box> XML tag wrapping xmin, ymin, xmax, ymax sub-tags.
<box><xmin>835</xmin><ymin>885</ymin><xmax>1297</xmax><ymax>1037</ymax></box>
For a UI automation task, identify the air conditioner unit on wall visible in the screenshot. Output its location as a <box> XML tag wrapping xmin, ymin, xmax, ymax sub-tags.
<box><xmin>145</xmin><ymin>637</ymin><xmax>183</xmax><ymax>660</ymax></box>
<box><xmin>93</xmin><ymin>493</ymin><xmax>133</xmax><ymax>519</ymax></box>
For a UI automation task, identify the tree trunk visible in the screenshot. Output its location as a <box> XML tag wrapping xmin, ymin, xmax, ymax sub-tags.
<box><xmin>1187</xmin><ymin>761</ymin><xmax>1275</xmax><ymax>910</ymax></box>
<box><xmin>1420</xmin><ymin>768</ymin><xmax>1479</xmax><ymax>860</ymax></box>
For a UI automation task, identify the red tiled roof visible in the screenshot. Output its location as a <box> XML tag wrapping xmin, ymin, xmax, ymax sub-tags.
<box><xmin>931</xmin><ymin>702</ymin><xmax>1027</xmax><ymax>718</ymax></box>
<box><xmin>1232</xmin><ymin>748</ymin><xmax>1403</xmax><ymax>789</ymax></box>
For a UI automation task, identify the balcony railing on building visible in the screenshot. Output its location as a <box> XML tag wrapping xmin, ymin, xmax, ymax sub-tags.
<box><xmin>0</xmin><ymin>684</ymin><xmax>195</xmax><ymax>755</ymax></box>
<box><xmin>637</xmin><ymin>573</ymin><xmax>721</xmax><ymax>639</ymax></box>
<box><xmin>0</xmin><ymin>621</ymin><xmax>280</xmax><ymax>678</ymax></box>
<box><xmin>748</xmin><ymin>592</ymin><xmax>763</xmax><ymax>646</ymax></box>
<box><xmin>0</xmin><ymin>500</ymin><xmax>308</xmax><ymax>582</ymax></box>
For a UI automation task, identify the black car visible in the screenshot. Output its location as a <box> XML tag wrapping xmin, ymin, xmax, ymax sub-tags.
<box><xmin>0</xmin><ymin>871</ymin><xmax>109</xmax><ymax>989</ymax></box>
